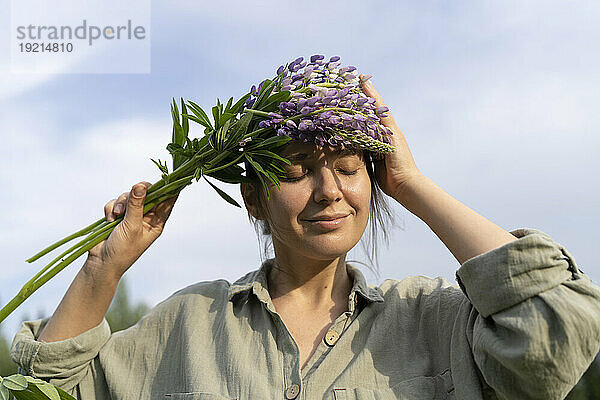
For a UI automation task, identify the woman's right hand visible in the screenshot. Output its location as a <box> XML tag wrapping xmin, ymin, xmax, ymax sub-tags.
<box><xmin>84</xmin><ymin>181</ymin><xmax>178</xmax><ymax>281</ymax></box>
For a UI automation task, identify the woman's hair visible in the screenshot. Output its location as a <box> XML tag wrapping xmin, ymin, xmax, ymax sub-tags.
<box><xmin>243</xmin><ymin>150</ymin><xmax>396</xmax><ymax>277</ymax></box>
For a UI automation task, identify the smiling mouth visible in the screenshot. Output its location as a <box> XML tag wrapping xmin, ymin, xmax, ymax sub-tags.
<box><xmin>301</xmin><ymin>214</ymin><xmax>350</xmax><ymax>229</ymax></box>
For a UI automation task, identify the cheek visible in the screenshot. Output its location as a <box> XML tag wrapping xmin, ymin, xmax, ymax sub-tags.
<box><xmin>267</xmin><ymin>188</ymin><xmax>308</xmax><ymax>224</ymax></box>
<box><xmin>346</xmin><ymin>175</ymin><xmax>372</xmax><ymax>214</ymax></box>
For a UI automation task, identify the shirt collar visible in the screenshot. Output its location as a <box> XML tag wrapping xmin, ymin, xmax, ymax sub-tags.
<box><xmin>228</xmin><ymin>258</ymin><xmax>384</xmax><ymax>312</ymax></box>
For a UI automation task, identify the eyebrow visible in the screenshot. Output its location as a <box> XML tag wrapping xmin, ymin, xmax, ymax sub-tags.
<box><xmin>283</xmin><ymin>149</ymin><xmax>360</xmax><ymax>162</ymax></box>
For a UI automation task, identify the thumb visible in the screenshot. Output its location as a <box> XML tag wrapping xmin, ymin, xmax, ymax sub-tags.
<box><xmin>123</xmin><ymin>183</ymin><xmax>147</xmax><ymax>228</ymax></box>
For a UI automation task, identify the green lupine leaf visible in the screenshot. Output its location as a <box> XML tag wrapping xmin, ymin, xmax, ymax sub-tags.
<box><xmin>194</xmin><ymin>167</ymin><xmax>202</xmax><ymax>181</ymax></box>
<box><xmin>253</xmin><ymin>166</ymin><xmax>270</xmax><ymax>198</ymax></box>
<box><xmin>203</xmin><ymin>177</ymin><xmax>241</xmax><ymax>208</ymax></box>
<box><xmin>219</xmin><ymin>118</ymin><xmax>234</xmax><ymax>149</ymax></box>
<box><xmin>182</xmin><ymin>113</ymin><xmax>207</xmax><ymax>127</ymax></box>
<box><xmin>205</xmin><ymin>150</ymin><xmax>231</xmax><ymax>170</ymax></box>
<box><xmin>227</xmin><ymin>112</ymin><xmax>253</xmax><ymax>146</ymax></box>
<box><xmin>150</xmin><ymin>158</ymin><xmax>169</xmax><ymax>174</ymax></box>
<box><xmin>171</xmin><ymin>100</ymin><xmax>183</xmax><ymax>145</ymax></box>
<box><xmin>167</xmin><ymin>143</ymin><xmax>193</xmax><ymax>158</ymax></box>
<box><xmin>207</xmin><ymin>165</ymin><xmax>252</xmax><ymax>184</ymax></box>
<box><xmin>0</xmin><ymin>385</ymin><xmax>9</xmax><ymax>400</ymax></box>
<box><xmin>261</xmin><ymin>91</ymin><xmax>292</xmax><ymax>112</ymax></box>
<box><xmin>230</xmin><ymin>93</ymin><xmax>251</xmax><ymax>115</ymax></box>
<box><xmin>56</xmin><ymin>386</ymin><xmax>77</xmax><ymax>400</ymax></box>
<box><xmin>224</xmin><ymin>97</ymin><xmax>233</xmax><ymax>113</ymax></box>
<box><xmin>252</xmin><ymin>79</ymin><xmax>275</xmax><ymax>110</ymax></box>
<box><xmin>2</xmin><ymin>374</ymin><xmax>28</xmax><ymax>390</ymax></box>
<box><xmin>187</xmin><ymin>101</ymin><xmax>213</xmax><ymax>129</ymax></box>
<box><xmin>218</xmin><ymin>112</ymin><xmax>236</xmax><ymax>127</ymax></box>
<box><xmin>245</xmin><ymin>135</ymin><xmax>291</xmax><ymax>151</ymax></box>
<box><xmin>245</xmin><ymin>154</ymin><xmax>267</xmax><ymax>176</ymax></box>
<box><xmin>212</xmin><ymin>105</ymin><xmax>220</xmax><ymax>129</ymax></box>
<box><xmin>180</xmin><ymin>98</ymin><xmax>189</xmax><ymax>138</ymax></box>
<box><xmin>250</xmin><ymin>149</ymin><xmax>291</xmax><ymax>165</ymax></box>
<box><xmin>264</xmin><ymin>169</ymin><xmax>281</xmax><ymax>189</ymax></box>
<box><xmin>37</xmin><ymin>382</ymin><xmax>60</xmax><ymax>400</ymax></box>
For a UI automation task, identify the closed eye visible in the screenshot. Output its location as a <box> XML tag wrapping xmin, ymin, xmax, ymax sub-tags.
<box><xmin>337</xmin><ymin>169</ymin><xmax>358</xmax><ymax>176</ymax></box>
<box><xmin>280</xmin><ymin>168</ymin><xmax>358</xmax><ymax>182</ymax></box>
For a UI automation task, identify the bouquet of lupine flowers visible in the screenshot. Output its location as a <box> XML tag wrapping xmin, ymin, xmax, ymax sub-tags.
<box><xmin>0</xmin><ymin>54</ymin><xmax>394</xmax><ymax>343</ymax></box>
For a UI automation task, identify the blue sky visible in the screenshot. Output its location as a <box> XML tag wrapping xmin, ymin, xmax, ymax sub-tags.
<box><xmin>1</xmin><ymin>1</ymin><xmax>599</xmax><ymax>339</ymax></box>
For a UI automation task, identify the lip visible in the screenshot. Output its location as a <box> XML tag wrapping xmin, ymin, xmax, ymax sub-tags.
<box><xmin>304</xmin><ymin>213</ymin><xmax>350</xmax><ymax>221</ymax></box>
<box><xmin>302</xmin><ymin>213</ymin><xmax>350</xmax><ymax>230</ymax></box>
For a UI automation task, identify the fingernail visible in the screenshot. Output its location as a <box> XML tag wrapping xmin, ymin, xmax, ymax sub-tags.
<box><xmin>114</xmin><ymin>204</ymin><xmax>123</xmax><ymax>214</ymax></box>
<box><xmin>359</xmin><ymin>74</ymin><xmax>373</xmax><ymax>84</ymax></box>
<box><xmin>133</xmin><ymin>185</ymin><xmax>146</xmax><ymax>198</ymax></box>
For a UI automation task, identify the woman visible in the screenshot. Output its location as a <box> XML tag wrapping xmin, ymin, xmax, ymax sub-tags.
<box><xmin>11</xmin><ymin>78</ymin><xmax>600</xmax><ymax>399</ymax></box>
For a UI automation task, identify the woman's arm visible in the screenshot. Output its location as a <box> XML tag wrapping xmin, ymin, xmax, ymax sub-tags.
<box><xmin>393</xmin><ymin>175</ymin><xmax>517</xmax><ymax>265</ymax></box>
<box><xmin>360</xmin><ymin>77</ymin><xmax>516</xmax><ymax>264</ymax></box>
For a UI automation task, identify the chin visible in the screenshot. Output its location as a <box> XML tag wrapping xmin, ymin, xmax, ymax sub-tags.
<box><xmin>298</xmin><ymin>236</ymin><xmax>359</xmax><ymax>260</ymax></box>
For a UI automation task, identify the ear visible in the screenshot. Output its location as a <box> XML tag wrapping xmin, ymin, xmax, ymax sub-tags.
<box><xmin>240</xmin><ymin>182</ymin><xmax>263</xmax><ymax>220</ymax></box>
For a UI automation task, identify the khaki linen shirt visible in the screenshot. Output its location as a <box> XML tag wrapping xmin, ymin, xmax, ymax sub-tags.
<box><xmin>10</xmin><ymin>228</ymin><xmax>600</xmax><ymax>399</ymax></box>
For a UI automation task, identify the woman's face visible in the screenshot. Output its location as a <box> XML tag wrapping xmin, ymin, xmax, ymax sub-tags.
<box><xmin>260</xmin><ymin>141</ymin><xmax>372</xmax><ymax>262</ymax></box>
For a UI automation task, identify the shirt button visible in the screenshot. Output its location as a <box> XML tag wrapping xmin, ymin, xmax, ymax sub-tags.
<box><xmin>285</xmin><ymin>384</ymin><xmax>300</xmax><ymax>399</ymax></box>
<box><xmin>324</xmin><ymin>330</ymin><xmax>340</xmax><ymax>346</ymax></box>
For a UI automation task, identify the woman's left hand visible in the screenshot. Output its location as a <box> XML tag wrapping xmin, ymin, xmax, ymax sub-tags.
<box><xmin>360</xmin><ymin>75</ymin><xmax>424</xmax><ymax>201</ymax></box>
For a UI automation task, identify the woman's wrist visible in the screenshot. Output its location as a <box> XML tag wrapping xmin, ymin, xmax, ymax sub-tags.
<box><xmin>82</xmin><ymin>256</ymin><xmax>124</xmax><ymax>287</ymax></box>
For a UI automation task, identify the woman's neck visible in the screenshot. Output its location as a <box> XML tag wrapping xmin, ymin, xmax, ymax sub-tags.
<box><xmin>267</xmin><ymin>250</ymin><xmax>352</xmax><ymax>311</ymax></box>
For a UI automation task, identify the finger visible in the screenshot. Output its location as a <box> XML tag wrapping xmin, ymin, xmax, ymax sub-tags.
<box><xmin>146</xmin><ymin>194</ymin><xmax>179</xmax><ymax>229</ymax></box>
<box><xmin>104</xmin><ymin>199</ymin><xmax>117</xmax><ymax>222</ymax></box>
<box><xmin>359</xmin><ymin>75</ymin><xmax>398</xmax><ymax>129</ymax></box>
<box><xmin>112</xmin><ymin>192</ymin><xmax>129</xmax><ymax>218</ymax></box>
<box><xmin>122</xmin><ymin>182</ymin><xmax>147</xmax><ymax>231</ymax></box>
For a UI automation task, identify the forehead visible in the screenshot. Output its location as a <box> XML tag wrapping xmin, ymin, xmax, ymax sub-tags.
<box><xmin>279</xmin><ymin>141</ymin><xmax>363</xmax><ymax>161</ymax></box>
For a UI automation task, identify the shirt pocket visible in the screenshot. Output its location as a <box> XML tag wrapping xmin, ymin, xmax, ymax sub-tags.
<box><xmin>164</xmin><ymin>394</ymin><xmax>236</xmax><ymax>400</ymax></box>
<box><xmin>333</xmin><ymin>369</ymin><xmax>455</xmax><ymax>400</ymax></box>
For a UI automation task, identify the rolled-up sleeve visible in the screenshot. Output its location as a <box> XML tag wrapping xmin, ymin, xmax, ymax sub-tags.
<box><xmin>10</xmin><ymin>317</ymin><xmax>111</xmax><ymax>392</ymax></box>
<box><xmin>455</xmin><ymin>228</ymin><xmax>600</xmax><ymax>399</ymax></box>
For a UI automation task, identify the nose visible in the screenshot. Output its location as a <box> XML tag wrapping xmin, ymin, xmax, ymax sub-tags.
<box><xmin>313</xmin><ymin>166</ymin><xmax>342</xmax><ymax>204</ymax></box>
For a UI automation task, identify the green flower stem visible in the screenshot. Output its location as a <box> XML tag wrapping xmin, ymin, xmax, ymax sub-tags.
<box><xmin>203</xmin><ymin>152</ymin><xmax>246</xmax><ymax>175</ymax></box>
<box><xmin>244</xmin><ymin>109</ymin><xmax>271</xmax><ymax>118</ymax></box>
<box><xmin>0</xmin><ymin>228</ymin><xmax>113</xmax><ymax>324</ymax></box>
<box><xmin>25</xmin><ymin>217</ymin><xmax>106</xmax><ymax>263</ymax></box>
<box><xmin>0</xmin><ymin>191</ymin><xmax>183</xmax><ymax>324</ymax></box>
<box><xmin>25</xmin><ymin>220</ymin><xmax>120</xmax><ymax>290</ymax></box>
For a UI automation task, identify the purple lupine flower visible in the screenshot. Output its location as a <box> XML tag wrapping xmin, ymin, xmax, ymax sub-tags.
<box><xmin>376</xmin><ymin>106</ymin><xmax>389</xmax><ymax>115</ymax></box>
<box><xmin>286</xmin><ymin>120</ymin><xmax>298</xmax><ymax>129</ymax></box>
<box><xmin>307</xmin><ymin>97</ymin><xmax>320</xmax><ymax>106</ymax></box>
<box><xmin>356</xmin><ymin>98</ymin><xmax>368</xmax><ymax>106</ymax></box>
<box><xmin>298</xmin><ymin>121</ymin><xmax>308</xmax><ymax>131</ymax></box>
<box><xmin>311</xmin><ymin>54</ymin><xmax>325</xmax><ymax>62</ymax></box>
<box><xmin>300</xmin><ymin>106</ymin><xmax>312</xmax><ymax>115</ymax></box>
<box><xmin>277</xmin><ymin>65</ymin><xmax>285</xmax><ymax>75</ymax></box>
<box><xmin>337</xmin><ymin>88</ymin><xmax>350</xmax><ymax>98</ymax></box>
<box><xmin>329</xmin><ymin>55</ymin><xmax>340</xmax><ymax>62</ymax></box>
